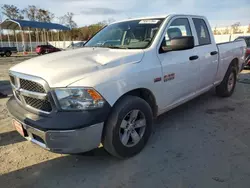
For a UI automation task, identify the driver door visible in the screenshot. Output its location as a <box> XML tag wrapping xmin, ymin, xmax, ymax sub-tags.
<box><xmin>157</xmin><ymin>17</ymin><xmax>200</xmax><ymax>108</ymax></box>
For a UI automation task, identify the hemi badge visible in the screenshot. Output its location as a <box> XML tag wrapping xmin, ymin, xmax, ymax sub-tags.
<box><xmin>154</xmin><ymin>77</ymin><xmax>162</xmax><ymax>83</ymax></box>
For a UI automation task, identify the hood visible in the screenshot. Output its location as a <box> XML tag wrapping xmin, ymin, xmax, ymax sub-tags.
<box><xmin>10</xmin><ymin>47</ymin><xmax>144</xmax><ymax>87</ymax></box>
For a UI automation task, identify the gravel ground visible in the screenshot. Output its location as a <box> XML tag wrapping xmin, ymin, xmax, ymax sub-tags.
<box><xmin>0</xmin><ymin>57</ymin><xmax>250</xmax><ymax>188</ymax></box>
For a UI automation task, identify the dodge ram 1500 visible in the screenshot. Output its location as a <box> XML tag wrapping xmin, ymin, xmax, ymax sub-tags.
<box><xmin>7</xmin><ymin>14</ymin><xmax>246</xmax><ymax>158</ymax></box>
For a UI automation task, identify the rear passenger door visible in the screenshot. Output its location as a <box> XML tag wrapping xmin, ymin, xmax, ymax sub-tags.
<box><xmin>191</xmin><ymin>18</ymin><xmax>218</xmax><ymax>91</ymax></box>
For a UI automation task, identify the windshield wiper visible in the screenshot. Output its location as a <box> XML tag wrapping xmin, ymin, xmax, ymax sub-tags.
<box><xmin>85</xmin><ymin>45</ymin><xmax>132</xmax><ymax>49</ymax></box>
<box><xmin>90</xmin><ymin>45</ymin><xmax>128</xmax><ymax>49</ymax></box>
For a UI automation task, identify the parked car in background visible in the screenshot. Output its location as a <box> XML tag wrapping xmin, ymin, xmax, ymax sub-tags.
<box><xmin>66</xmin><ymin>41</ymin><xmax>85</xmax><ymax>50</ymax></box>
<box><xmin>235</xmin><ymin>36</ymin><xmax>250</xmax><ymax>68</ymax></box>
<box><xmin>0</xmin><ymin>47</ymin><xmax>17</xmax><ymax>57</ymax></box>
<box><xmin>7</xmin><ymin>14</ymin><xmax>246</xmax><ymax>158</ymax></box>
<box><xmin>36</xmin><ymin>45</ymin><xmax>61</xmax><ymax>55</ymax></box>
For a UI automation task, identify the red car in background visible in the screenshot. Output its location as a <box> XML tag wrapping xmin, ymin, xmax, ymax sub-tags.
<box><xmin>235</xmin><ymin>36</ymin><xmax>250</xmax><ymax>68</ymax></box>
<box><xmin>36</xmin><ymin>45</ymin><xmax>61</xmax><ymax>55</ymax></box>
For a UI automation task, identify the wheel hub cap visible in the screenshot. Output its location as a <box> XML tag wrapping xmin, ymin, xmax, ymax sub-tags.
<box><xmin>227</xmin><ymin>72</ymin><xmax>235</xmax><ymax>92</ymax></box>
<box><xmin>119</xmin><ymin>109</ymin><xmax>146</xmax><ymax>147</ymax></box>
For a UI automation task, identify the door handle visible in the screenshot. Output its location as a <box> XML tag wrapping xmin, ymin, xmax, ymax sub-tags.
<box><xmin>210</xmin><ymin>51</ymin><xmax>218</xmax><ymax>56</ymax></box>
<box><xmin>189</xmin><ymin>55</ymin><xmax>199</xmax><ymax>61</ymax></box>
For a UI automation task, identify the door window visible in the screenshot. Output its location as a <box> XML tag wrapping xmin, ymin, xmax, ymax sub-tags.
<box><xmin>162</xmin><ymin>18</ymin><xmax>192</xmax><ymax>47</ymax></box>
<box><xmin>193</xmin><ymin>18</ymin><xmax>211</xmax><ymax>45</ymax></box>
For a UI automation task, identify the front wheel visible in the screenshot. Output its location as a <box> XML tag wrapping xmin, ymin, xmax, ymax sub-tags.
<box><xmin>216</xmin><ymin>65</ymin><xmax>237</xmax><ymax>97</ymax></box>
<box><xmin>103</xmin><ymin>96</ymin><xmax>153</xmax><ymax>158</ymax></box>
<box><xmin>5</xmin><ymin>51</ymin><xmax>11</xmax><ymax>57</ymax></box>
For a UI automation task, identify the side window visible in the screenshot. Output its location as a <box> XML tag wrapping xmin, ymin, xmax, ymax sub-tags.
<box><xmin>193</xmin><ymin>18</ymin><xmax>211</xmax><ymax>45</ymax></box>
<box><xmin>245</xmin><ymin>38</ymin><xmax>250</xmax><ymax>47</ymax></box>
<box><xmin>163</xmin><ymin>18</ymin><xmax>192</xmax><ymax>47</ymax></box>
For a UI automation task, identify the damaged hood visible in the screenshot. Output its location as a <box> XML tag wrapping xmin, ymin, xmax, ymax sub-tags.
<box><xmin>10</xmin><ymin>47</ymin><xmax>144</xmax><ymax>87</ymax></box>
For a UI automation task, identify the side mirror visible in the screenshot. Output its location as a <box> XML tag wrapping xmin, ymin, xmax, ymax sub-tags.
<box><xmin>160</xmin><ymin>36</ymin><xmax>194</xmax><ymax>53</ymax></box>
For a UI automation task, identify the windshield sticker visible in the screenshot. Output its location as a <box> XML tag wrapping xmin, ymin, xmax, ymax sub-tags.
<box><xmin>139</xmin><ymin>20</ymin><xmax>160</xmax><ymax>24</ymax></box>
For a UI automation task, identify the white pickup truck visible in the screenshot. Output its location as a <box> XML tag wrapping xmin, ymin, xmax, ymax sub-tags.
<box><xmin>7</xmin><ymin>14</ymin><xmax>246</xmax><ymax>158</ymax></box>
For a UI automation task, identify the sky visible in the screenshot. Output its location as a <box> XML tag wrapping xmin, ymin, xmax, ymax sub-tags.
<box><xmin>0</xmin><ymin>0</ymin><xmax>249</xmax><ymax>27</ymax></box>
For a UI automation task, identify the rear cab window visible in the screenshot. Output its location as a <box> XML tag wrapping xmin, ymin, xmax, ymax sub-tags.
<box><xmin>192</xmin><ymin>18</ymin><xmax>211</xmax><ymax>46</ymax></box>
<box><xmin>245</xmin><ymin>38</ymin><xmax>250</xmax><ymax>47</ymax></box>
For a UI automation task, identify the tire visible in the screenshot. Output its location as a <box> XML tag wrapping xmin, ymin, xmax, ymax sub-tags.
<box><xmin>0</xmin><ymin>54</ymin><xmax>4</xmax><ymax>57</ymax></box>
<box><xmin>103</xmin><ymin>95</ymin><xmax>153</xmax><ymax>159</ymax></box>
<box><xmin>245</xmin><ymin>56</ymin><xmax>250</xmax><ymax>69</ymax></box>
<box><xmin>5</xmin><ymin>51</ymin><xmax>11</xmax><ymax>57</ymax></box>
<box><xmin>216</xmin><ymin>65</ymin><xmax>237</xmax><ymax>97</ymax></box>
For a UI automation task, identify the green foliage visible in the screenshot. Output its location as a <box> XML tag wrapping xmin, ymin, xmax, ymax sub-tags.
<box><xmin>22</xmin><ymin>5</ymin><xmax>54</xmax><ymax>22</ymax></box>
<box><xmin>1</xmin><ymin>4</ymin><xmax>24</xmax><ymax>19</ymax></box>
<box><xmin>1</xmin><ymin>4</ymin><xmax>114</xmax><ymax>41</ymax></box>
<box><xmin>59</xmin><ymin>12</ymin><xmax>77</xmax><ymax>29</ymax></box>
<box><xmin>231</xmin><ymin>22</ymin><xmax>241</xmax><ymax>34</ymax></box>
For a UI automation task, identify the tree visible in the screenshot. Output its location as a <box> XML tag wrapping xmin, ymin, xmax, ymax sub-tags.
<box><xmin>36</xmin><ymin>8</ymin><xmax>54</xmax><ymax>22</ymax></box>
<box><xmin>1</xmin><ymin>4</ymin><xmax>24</xmax><ymax>19</ymax></box>
<box><xmin>59</xmin><ymin>12</ymin><xmax>77</xmax><ymax>29</ymax></box>
<box><xmin>22</xmin><ymin>5</ymin><xmax>38</xmax><ymax>21</ymax></box>
<box><xmin>213</xmin><ymin>27</ymin><xmax>219</xmax><ymax>35</ymax></box>
<box><xmin>231</xmin><ymin>22</ymin><xmax>240</xmax><ymax>34</ymax></box>
<box><xmin>247</xmin><ymin>24</ymin><xmax>250</xmax><ymax>33</ymax></box>
<box><xmin>22</xmin><ymin>6</ymin><xmax>54</xmax><ymax>22</ymax></box>
<box><xmin>222</xmin><ymin>27</ymin><xmax>230</xmax><ymax>34</ymax></box>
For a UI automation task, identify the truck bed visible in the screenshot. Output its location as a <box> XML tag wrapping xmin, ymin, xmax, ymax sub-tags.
<box><xmin>215</xmin><ymin>40</ymin><xmax>246</xmax><ymax>82</ymax></box>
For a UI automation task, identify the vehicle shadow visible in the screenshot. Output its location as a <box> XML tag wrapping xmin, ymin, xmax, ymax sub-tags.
<box><xmin>0</xmin><ymin>149</ymin><xmax>123</xmax><ymax>188</ymax></box>
<box><xmin>154</xmin><ymin>89</ymin><xmax>215</xmax><ymax>128</ymax></box>
<box><xmin>0</xmin><ymin>130</ymin><xmax>26</xmax><ymax>147</ymax></box>
<box><xmin>238</xmin><ymin>70</ymin><xmax>250</xmax><ymax>84</ymax></box>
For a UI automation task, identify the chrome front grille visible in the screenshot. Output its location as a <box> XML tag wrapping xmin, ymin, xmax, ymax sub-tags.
<box><xmin>23</xmin><ymin>96</ymin><xmax>52</xmax><ymax>112</ymax></box>
<box><xmin>9</xmin><ymin>72</ymin><xmax>53</xmax><ymax>113</ymax></box>
<box><xmin>20</xmin><ymin>79</ymin><xmax>46</xmax><ymax>93</ymax></box>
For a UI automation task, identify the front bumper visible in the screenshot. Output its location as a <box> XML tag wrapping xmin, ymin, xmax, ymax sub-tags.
<box><xmin>16</xmin><ymin>120</ymin><xmax>104</xmax><ymax>153</ymax></box>
<box><xmin>7</xmin><ymin>96</ymin><xmax>110</xmax><ymax>153</ymax></box>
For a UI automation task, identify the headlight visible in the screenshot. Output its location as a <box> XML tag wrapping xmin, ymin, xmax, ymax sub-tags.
<box><xmin>54</xmin><ymin>88</ymin><xmax>105</xmax><ymax>110</ymax></box>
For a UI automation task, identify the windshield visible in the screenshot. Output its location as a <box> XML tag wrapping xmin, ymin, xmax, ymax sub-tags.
<box><xmin>85</xmin><ymin>18</ymin><xmax>164</xmax><ymax>49</ymax></box>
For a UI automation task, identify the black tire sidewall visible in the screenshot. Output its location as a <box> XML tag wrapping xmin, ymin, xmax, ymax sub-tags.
<box><xmin>225</xmin><ymin>66</ymin><xmax>237</xmax><ymax>95</ymax></box>
<box><xmin>216</xmin><ymin>65</ymin><xmax>237</xmax><ymax>97</ymax></box>
<box><xmin>5</xmin><ymin>51</ymin><xmax>11</xmax><ymax>57</ymax></box>
<box><xmin>245</xmin><ymin>56</ymin><xmax>250</xmax><ymax>68</ymax></box>
<box><xmin>104</xmin><ymin>96</ymin><xmax>153</xmax><ymax>158</ymax></box>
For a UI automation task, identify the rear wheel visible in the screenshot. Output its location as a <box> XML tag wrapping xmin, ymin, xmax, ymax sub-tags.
<box><xmin>216</xmin><ymin>65</ymin><xmax>237</xmax><ymax>97</ymax></box>
<box><xmin>5</xmin><ymin>51</ymin><xmax>11</xmax><ymax>57</ymax></box>
<box><xmin>103</xmin><ymin>96</ymin><xmax>153</xmax><ymax>158</ymax></box>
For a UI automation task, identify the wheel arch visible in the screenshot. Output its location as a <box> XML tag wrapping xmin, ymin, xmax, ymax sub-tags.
<box><xmin>230</xmin><ymin>58</ymin><xmax>239</xmax><ymax>73</ymax></box>
<box><xmin>112</xmin><ymin>88</ymin><xmax>158</xmax><ymax>118</ymax></box>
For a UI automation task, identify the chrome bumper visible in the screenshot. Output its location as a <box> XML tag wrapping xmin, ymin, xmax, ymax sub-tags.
<box><xmin>20</xmin><ymin>121</ymin><xmax>104</xmax><ymax>154</ymax></box>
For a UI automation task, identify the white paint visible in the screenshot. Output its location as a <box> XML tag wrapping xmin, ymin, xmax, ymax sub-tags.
<box><xmin>9</xmin><ymin>14</ymin><xmax>247</xmax><ymax>117</ymax></box>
